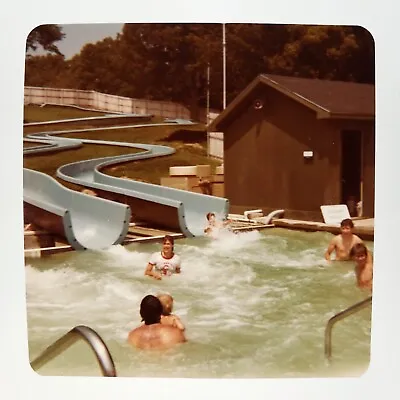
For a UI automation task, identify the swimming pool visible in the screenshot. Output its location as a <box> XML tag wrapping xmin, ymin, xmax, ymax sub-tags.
<box><xmin>25</xmin><ymin>228</ymin><xmax>372</xmax><ymax>378</ymax></box>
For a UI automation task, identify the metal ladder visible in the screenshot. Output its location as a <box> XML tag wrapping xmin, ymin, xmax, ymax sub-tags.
<box><xmin>30</xmin><ymin>325</ymin><xmax>117</xmax><ymax>377</ymax></box>
<box><xmin>324</xmin><ymin>296</ymin><xmax>372</xmax><ymax>362</ymax></box>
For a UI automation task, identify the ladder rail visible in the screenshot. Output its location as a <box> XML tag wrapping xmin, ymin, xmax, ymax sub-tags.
<box><xmin>324</xmin><ymin>296</ymin><xmax>372</xmax><ymax>362</ymax></box>
<box><xmin>30</xmin><ymin>325</ymin><xmax>117</xmax><ymax>377</ymax></box>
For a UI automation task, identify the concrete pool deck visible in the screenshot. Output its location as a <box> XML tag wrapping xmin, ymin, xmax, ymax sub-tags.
<box><xmin>272</xmin><ymin>217</ymin><xmax>374</xmax><ymax>241</ymax></box>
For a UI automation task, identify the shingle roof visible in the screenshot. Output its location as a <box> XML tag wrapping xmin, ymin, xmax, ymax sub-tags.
<box><xmin>261</xmin><ymin>74</ymin><xmax>375</xmax><ymax>118</ymax></box>
<box><xmin>210</xmin><ymin>74</ymin><xmax>375</xmax><ymax>131</ymax></box>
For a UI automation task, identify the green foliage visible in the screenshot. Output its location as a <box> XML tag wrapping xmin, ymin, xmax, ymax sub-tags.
<box><xmin>24</xmin><ymin>24</ymin><xmax>375</xmax><ymax>118</ymax></box>
<box><xmin>26</xmin><ymin>24</ymin><xmax>65</xmax><ymax>55</ymax></box>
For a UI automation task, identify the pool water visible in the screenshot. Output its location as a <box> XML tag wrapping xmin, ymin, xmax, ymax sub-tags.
<box><xmin>25</xmin><ymin>228</ymin><xmax>373</xmax><ymax>378</ymax></box>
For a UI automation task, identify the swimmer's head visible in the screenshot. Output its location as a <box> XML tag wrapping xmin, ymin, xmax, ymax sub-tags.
<box><xmin>350</xmin><ymin>243</ymin><xmax>368</xmax><ymax>263</ymax></box>
<box><xmin>340</xmin><ymin>218</ymin><xmax>354</xmax><ymax>235</ymax></box>
<box><xmin>206</xmin><ymin>212</ymin><xmax>215</xmax><ymax>221</ymax></box>
<box><xmin>340</xmin><ymin>218</ymin><xmax>354</xmax><ymax>229</ymax></box>
<box><xmin>162</xmin><ymin>235</ymin><xmax>175</xmax><ymax>253</ymax></box>
<box><xmin>140</xmin><ymin>295</ymin><xmax>163</xmax><ymax>325</ymax></box>
<box><xmin>157</xmin><ymin>293</ymin><xmax>174</xmax><ymax>315</ymax></box>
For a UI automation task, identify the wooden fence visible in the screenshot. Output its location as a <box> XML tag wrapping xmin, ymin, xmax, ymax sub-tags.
<box><xmin>24</xmin><ymin>86</ymin><xmax>191</xmax><ymax>119</ymax></box>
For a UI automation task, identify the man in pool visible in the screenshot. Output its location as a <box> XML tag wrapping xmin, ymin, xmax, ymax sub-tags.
<box><xmin>128</xmin><ymin>295</ymin><xmax>187</xmax><ymax>350</ymax></box>
<box><xmin>350</xmin><ymin>243</ymin><xmax>373</xmax><ymax>291</ymax></box>
<box><xmin>324</xmin><ymin>218</ymin><xmax>363</xmax><ymax>261</ymax></box>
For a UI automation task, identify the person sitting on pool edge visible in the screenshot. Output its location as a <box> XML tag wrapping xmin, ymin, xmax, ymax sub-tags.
<box><xmin>145</xmin><ymin>235</ymin><xmax>181</xmax><ymax>280</ymax></box>
<box><xmin>128</xmin><ymin>295</ymin><xmax>187</xmax><ymax>350</ymax></box>
<box><xmin>350</xmin><ymin>243</ymin><xmax>373</xmax><ymax>292</ymax></box>
<box><xmin>157</xmin><ymin>293</ymin><xmax>185</xmax><ymax>331</ymax></box>
<box><xmin>324</xmin><ymin>218</ymin><xmax>364</xmax><ymax>261</ymax></box>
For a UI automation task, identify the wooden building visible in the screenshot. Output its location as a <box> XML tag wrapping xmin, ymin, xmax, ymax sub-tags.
<box><xmin>209</xmin><ymin>74</ymin><xmax>375</xmax><ymax>221</ymax></box>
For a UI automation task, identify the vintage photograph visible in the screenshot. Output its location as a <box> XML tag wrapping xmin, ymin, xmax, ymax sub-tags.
<box><xmin>23</xmin><ymin>23</ymin><xmax>374</xmax><ymax>377</ymax></box>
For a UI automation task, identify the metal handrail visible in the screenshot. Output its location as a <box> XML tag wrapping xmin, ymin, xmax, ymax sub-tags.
<box><xmin>324</xmin><ymin>296</ymin><xmax>372</xmax><ymax>362</ymax></box>
<box><xmin>30</xmin><ymin>325</ymin><xmax>117</xmax><ymax>377</ymax></box>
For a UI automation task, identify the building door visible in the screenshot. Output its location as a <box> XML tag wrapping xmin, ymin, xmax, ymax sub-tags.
<box><xmin>341</xmin><ymin>130</ymin><xmax>362</xmax><ymax>216</ymax></box>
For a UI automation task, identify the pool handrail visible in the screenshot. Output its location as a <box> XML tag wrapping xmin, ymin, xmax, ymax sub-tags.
<box><xmin>30</xmin><ymin>325</ymin><xmax>117</xmax><ymax>377</ymax></box>
<box><xmin>324</xmin><ymin>296</ymin><xmax>372</xmax><ymax>362</ymax></box>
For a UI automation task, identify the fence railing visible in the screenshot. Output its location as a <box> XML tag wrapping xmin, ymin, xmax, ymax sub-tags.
<box><xmin>207</xmin><ymin>131</ymin><xmax>224</xmax><ymax>160</ymax></box>
<box><xmin>24</xmin><ymin>86</ymin><xmax>191</xmax><ymax>120</ymax></box>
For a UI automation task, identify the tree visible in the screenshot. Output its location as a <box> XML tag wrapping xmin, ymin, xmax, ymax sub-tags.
<box><xmin>26</xmin><ymin>24</ymin><xmax>65</xmax><ymax>55</ymax></box>
<box><xmin>24</xmin><ymin>23</ymin><xmax>375</xmax><ymax>118</ymax></box>
<box><xmin>265</xmin><ymin>25</ymin><xmax>374</xmax><ymax>83</ymax></box>
<box><xmin>119</xmin><ymin>23</ymin><xmax>223</xmax><ymax>119</ymax></box>
<box><xmin>25</xmin><ymin>54</ymin><xmax>70</xmax><ymax>87</ymax></box>
<box><xmin>68</xmin><ymin>37</ymin><xmax>125</xmax><ymax>93</ymax></box>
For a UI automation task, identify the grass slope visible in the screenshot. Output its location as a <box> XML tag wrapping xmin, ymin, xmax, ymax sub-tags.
<box><xmin>23</xmin><ymin>105</ymin><xmax>222</xmax><ymax>187</ymax></box>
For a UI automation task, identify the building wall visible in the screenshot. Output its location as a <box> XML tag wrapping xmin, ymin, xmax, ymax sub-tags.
<box><xmin>331</xmin><ymin>119</ymin><xmax>375</xmax><ymax>217</ymax></box>
<box><xmin>224</xmin><ymin>87</ymin><xmax>374</xmax><ymax>220</ymax></box>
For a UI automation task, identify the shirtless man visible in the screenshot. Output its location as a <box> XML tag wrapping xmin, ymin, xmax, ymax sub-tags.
<box><xmin>157</xmin><ymin>293</ymin><xmax>185</xmax><ymax>331</ymax></box>
<box><xmin>350</xmin><ymin>243</ymin><xmax>373</xmax><ymax>291</ymax></box>
<box><xmin>324</xmin><ymin>218</ymin><xmax>363</xmax><ymax>261</ymax></box>
<box><xmin>127</xmin><ymin>295</ymin><xmax>186</xmax><ymax>350</ymax></box>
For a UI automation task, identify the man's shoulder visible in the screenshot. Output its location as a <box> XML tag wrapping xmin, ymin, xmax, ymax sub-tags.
<box><xmin>159</xmin><ymin>324</ymin><xmax>186</xmax><ymax>340</ymax></box>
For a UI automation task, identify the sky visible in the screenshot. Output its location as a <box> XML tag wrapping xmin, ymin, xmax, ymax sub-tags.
<box><xmin>51</xmin><ymin>23</ymin><xmax>124</xmax><ymax>59</ymax></box>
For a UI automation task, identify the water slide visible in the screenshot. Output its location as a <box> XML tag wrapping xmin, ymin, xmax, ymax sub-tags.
<box><xmin>24</xmin><ymin>115</ymin><xmax>229</xmax><ymax>250</ymax></box>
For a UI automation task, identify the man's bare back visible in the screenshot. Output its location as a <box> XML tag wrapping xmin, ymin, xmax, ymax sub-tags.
<box><xmin>128</xmin><ymin>323</ymin><xmax>186</xmax><ymax>350</ymax></box>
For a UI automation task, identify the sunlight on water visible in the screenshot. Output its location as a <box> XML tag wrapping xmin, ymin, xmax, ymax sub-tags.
<box><xmin>25</xmin><ymin>228</ymin><xmax>372</xmax><ymax>378</ymax></box>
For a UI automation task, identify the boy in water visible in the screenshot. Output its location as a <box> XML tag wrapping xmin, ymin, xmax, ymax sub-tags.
<box><xmin>324</xmin><ymin>218</ymin><xmax>363</xmax><ymax>261</ymax></box>
<box><xmin>157</xmin><ymin>293</ymin><xmax>185</xmax><ymax>331</ymax></box>
<box><xmin>204</xmin><ymin>212</ymin><xmax>231</xmax><ymax>237</ymax></box>
<box><xmin>350</xmin><ymin>243</ymin><xmax>373</xmax><ymax>291</ymax></box>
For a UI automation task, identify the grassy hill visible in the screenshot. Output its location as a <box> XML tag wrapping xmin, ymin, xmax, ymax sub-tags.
<box><xmin>23</xmin><ymin>105</ymin><xmax>222</xmax><ymax>188</ymax></box>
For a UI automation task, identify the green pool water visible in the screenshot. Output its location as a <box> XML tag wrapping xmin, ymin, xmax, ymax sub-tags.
<box><xmin>25</xmin><ymin>228</ymin><xmax>373</xmax><ymax>378</ymax></box>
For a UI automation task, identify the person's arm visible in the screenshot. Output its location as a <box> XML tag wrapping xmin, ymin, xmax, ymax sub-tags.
<box><xmin>324</xmin><ymin>238</ymin><xmax>336</xmax><ymax>261</ymax></box>
<box><xmin>363</xmin><ymin>262</ymin><xmax>373</xmax><ymax>291</ymax></box>
<box><xmin>144</xmin><ymin>262</ymin><xmax>162</xmax><ymax>280</ymax></box>
<box><xmin>175</xmin><ymin>256</ymin><xmax>181</xmax><ymax>274</ymax></box>
<box><xmin>172</xmin><ymin>315</ymin><xmax>185</xmax><ymax>331</ymax></box>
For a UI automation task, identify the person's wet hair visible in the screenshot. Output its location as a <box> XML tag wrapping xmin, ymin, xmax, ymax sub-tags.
<box><xmin>350</xmin><ymin>243</ymin><xmax>368</xmax><ymax>258</ymax></box>
<box><xmin>140</xmin><ymin>295</ymin><xmax>163</xmax><ymax>325</ymax></box>
<box><xmin>163</xmin><ymin>235</ymin><xmax>174</xmax><ymax>247</ymax></box>
<box><xmin>206</xmin><ymin>212</ymin><xmax>215</xmax><ymax>221</ymax></box>
<box><xmin>341</xmin><ymin>218</ymin><xmax>354</xmax><ymax>228</ymax></box>
<box><xmin>157</xmin><ymin>293</ymin><xmax>173</xmax><ymax>315</ymax></box>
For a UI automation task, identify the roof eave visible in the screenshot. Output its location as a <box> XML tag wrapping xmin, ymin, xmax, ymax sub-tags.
<box><xmin>316</xmin><ymin>112</ymin><xmax>375</xmax><ymax>121</ymax></box>
<box><xmin>208</xmin><ymin>76</ymin><xmax>264</xmax><ymax>132</ymax></box>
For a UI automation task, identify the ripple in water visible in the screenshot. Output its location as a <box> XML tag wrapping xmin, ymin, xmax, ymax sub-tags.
<box><xmin>26</xmin><ymin>229</ymin><xmax>372</xmax><ymax>377</ymax></box>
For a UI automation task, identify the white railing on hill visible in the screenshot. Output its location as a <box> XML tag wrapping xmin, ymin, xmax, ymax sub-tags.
<box><xmin>24</xmin><ymin>86</ymin><xmax>191</xmax><ymax>119</ymax></box>
<box><xmin>207</xmin><ymin>131</ymin><xmax>224</xmax><ymax>160</ymax></box>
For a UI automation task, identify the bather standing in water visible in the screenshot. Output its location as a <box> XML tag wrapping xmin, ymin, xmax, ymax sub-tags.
<box><xmin>324</xmin><ymin>218</ymin><xmax>363</xmax><ymax>261</ymax></box>
<box><xmin>145</xmin><ymin>235</ymin><xmax>181</xmax><ymax>280</ymax></box>
<box><xmin>128</xmin><ymin>295</ymin><xmax>186</xmax><ymax>350</ymax></box>
<box><xmin>350</xmin><ymin>243</ymin><xmax>373</xmax><ymax>292</ymax></box>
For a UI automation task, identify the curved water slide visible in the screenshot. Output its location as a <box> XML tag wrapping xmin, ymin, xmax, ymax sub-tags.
<box><xmin>23</xmin><ymin>117</ymin><xmax>229</xmax><ymax>250</ymax></box>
